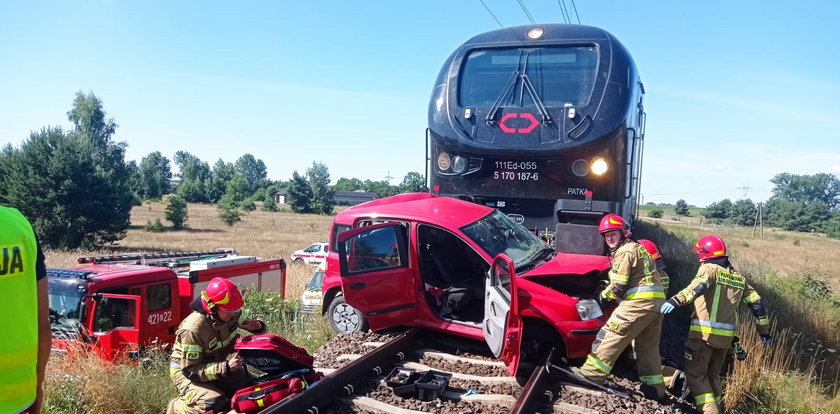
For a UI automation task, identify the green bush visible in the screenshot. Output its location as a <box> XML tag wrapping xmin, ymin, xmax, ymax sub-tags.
<box><xmin>143</xmin><ymin>218</ymin><xmax>164</xmax><ymax>232</ymax></box>
<box><xmin>164</xmin><ymin>195</ymin><xmax>188</xmax><ymax>229</ymax></box>
<box><xmin>648</xmin><ymin>208</ymin><xmax>663</xmax><ymax>218</ymax></box>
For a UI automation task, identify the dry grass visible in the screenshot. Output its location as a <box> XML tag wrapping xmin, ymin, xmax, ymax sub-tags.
<box><xmin>636</xmin><ymin>219</ymin><xmax>840</xmax><ymax>412</ymax></box>
<box><xmin>44</xmin><ymin>202</ymin><xmax>337</xmax><ymax>299</ymax></box>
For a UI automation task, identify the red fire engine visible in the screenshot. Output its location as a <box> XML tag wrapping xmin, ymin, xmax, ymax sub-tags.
<box><xmin>48</xmin><ymin>249</ymin><xmax>286</xmax><ymax>361</ymax></box>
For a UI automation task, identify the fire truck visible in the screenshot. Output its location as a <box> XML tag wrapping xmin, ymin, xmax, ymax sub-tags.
<box><xmin>47</xmin><ymin>249</ymin><xmax>286</xmax><ymax>361</ymax></box>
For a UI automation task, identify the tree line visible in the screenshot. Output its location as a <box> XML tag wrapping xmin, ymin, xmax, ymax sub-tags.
<box><xmin>0</xmin><ymin>92</ymin><xmax>427</xmax><ymax>249</ymax></box>
<box><xmin>647</xmin><ymin>173</ymin><xmax>840</xmax><ymax>239</ymax></box>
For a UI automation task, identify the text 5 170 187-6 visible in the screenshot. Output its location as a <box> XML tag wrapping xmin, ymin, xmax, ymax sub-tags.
<box><xmin>494</xmin><ymin>171</ymin><xmax>539</xmax><ymax>181</ymax></box>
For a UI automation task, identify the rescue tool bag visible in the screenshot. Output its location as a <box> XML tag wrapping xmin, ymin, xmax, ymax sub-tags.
<box><xmin>231</xmin><ymin>376</ymin><xmax>304</xmax><ymax>413</ymax></box>
<box><xmin>235</xmin><ymin>333</ymin><xmax>315</xmax><ymax>375</ymax></box>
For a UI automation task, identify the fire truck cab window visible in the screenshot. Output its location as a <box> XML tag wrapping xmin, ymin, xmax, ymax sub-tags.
<box><xmin>94</xmin><ymin>297</ymin><xmax>136</xmax><ymax>332</ymax></box>
<box><xmin>147</xmin><ymin>283</ymin><xmax>172</xmax><ymax>312</ymax></box>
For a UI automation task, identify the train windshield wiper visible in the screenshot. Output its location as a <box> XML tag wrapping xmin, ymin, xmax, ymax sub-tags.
<box><xmin>484</xmin><ymin>69</ymin><xmax>519</xmax><ymax>124</ymax></box>
<box><xmin>520</xmin><ymin>73</ymin><xmax>552</xmax><ymax>125</ymax></box>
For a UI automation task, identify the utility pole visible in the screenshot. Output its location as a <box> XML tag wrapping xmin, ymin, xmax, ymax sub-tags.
<box><xmin>737</xmin><ymin>182</ymin><xmax>751</xmax><ymax>199</ymax></box>
<box><xmin>752</xmin><ymin>202</ymin><xmax>764</xmax><ymax>239</ymax></box>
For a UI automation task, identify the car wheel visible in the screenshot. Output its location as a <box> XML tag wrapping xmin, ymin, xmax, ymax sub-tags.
<box><xmin>293</xmin><ymin>258</ymin><xmax>304</xmax><ymax>264</ymax></box>
<box><xmin>327</xmin><ymin>295</ymin><xmax>368</xmax><ymax>334</ymax></box>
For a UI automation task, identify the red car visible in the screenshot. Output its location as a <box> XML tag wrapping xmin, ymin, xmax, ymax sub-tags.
<box><xmin>319</xmin><ymin>193</ymin><xmax>611</xmax><ymax>375</ymax></box>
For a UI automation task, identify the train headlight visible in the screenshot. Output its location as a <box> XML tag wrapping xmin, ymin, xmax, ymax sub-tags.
<box><xmin>451</xmin><ymin>156</ymin><xmax>467</xmax><ymax>173</ymax></box>
<box><xmin>527</xmin><ymin>27</ymin><xmax>545</xmax><ymax>40</ymax></box>
<box><xmin>572</xmin><ymin>159</ymin><xmax>589</xmax><ymax>177</ymax></box>
<box><xmin>437</xmin><ymin>152</ymin><xmax>451</xmax><ymax>171</ymax></box>
<box><xmin>590</xmin><ymin>158</ymin><xmax>608</xmax><ymax>175</ymax></box>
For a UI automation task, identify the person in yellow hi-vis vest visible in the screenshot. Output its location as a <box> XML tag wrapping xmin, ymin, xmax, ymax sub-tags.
<box><xmin>167</xmin><ymin>277</ymin><xmax>267</xmax><ymax>414</ymax></box>
<box><xmin>0</xmin><ymin>206</ymin><xmax>51</xmax><ymax>414</ymax></box>
<box><xmin>661</xmin><ymin>234</ymin><xmax>771</xmax><ymax>414</ymax></box>
<box><xmin>572</xmin><ymin>214</ymin><xmax>667</xmax><ymax>401</ymax></box>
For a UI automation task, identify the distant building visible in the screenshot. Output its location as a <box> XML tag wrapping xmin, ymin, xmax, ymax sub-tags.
<box><xmin>333</xmin><ymin>190</ymin><xmax>379</xmax><ymax>206</ymax></box>
<box><xmin>272</xmin><ymin>189</ymin><xmax>379</xmax><ymax>206</ymax></box>
<box><xmin>273</xmin><ymin>189</ymin><xmax>288</xmax><ymax>204</ymax></box>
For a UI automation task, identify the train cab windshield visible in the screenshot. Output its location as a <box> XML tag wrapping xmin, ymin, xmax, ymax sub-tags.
<box><xmin>459</xmin><ymin>46</ymin><xmax>599</xmax><ymax>108</ymax></box>
<box><xmin>460</xmin><ymin>210</ymin><xmax>554</xmax><ymax>271</ymax></box>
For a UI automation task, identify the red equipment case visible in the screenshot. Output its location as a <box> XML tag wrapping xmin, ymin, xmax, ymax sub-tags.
<box><xmin>231</xmin><ymin>334</ymin><xmax>323</xmax><ymax>413</ymax></box>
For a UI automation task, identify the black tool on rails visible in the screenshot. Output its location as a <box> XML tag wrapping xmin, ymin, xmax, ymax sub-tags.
<box><xmin>546</xmin><ymin>361</ymin><xmax>632</xmax><ymax>398</ymax></box>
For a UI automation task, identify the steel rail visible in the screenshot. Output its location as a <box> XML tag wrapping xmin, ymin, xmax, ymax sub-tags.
<box><xmin>510</xmin><ymin>348</ymin><xmax>556</xmax><ymax>414</ymax></box>
<box><xmin>261</xmin><ymin>327</ymin><xmax>423</xmax><ymax>414</ymax></box>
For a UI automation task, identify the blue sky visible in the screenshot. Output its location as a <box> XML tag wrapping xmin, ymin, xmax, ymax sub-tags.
<box><xmin>1</xmin><ymin>0</ymin><xmax>838</xmax><ymax>206</ymax></box>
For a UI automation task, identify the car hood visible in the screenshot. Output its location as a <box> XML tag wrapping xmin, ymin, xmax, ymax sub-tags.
<box><xmin>522</xmin><ymin>252</ymin><xmax>610</xmax><ymax>277</ymax></box>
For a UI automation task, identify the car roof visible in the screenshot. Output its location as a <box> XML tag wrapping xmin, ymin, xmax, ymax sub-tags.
<box><xmin>335</xmin><ymin>193</ymin><xmax>492</xmax><ymax>228</ymax></box>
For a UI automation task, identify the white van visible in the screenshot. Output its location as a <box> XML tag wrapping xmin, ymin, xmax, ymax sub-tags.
<box><xmin>300</xmin><ymin>262</ymin><xmax>326</xmax><ymax>314</ymax></box>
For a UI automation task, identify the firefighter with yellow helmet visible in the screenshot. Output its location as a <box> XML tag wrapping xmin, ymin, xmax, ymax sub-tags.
<box><xmin>167</xmin><ymin>277</ymin><xmax>267</xmax><ymax>414</ymax></box>
<box><xmin>661</xmin><ymin>234</ymin><xmax>771</xmax><ymax>414</ymax></box>
<box><xmin>572</xmin><ymin>214</ymin><xmax>667</xmax><ymax>401</ymax></box>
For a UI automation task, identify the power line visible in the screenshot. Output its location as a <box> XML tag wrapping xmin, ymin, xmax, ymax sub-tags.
<box><xmin>516</xmin><ymin>0</ymin><xmax>536</xmax><ymax>24</ymax></box>
<box><xmin>556</xmin><ymin>0</ymin><xmax>570</xmax><ymax>23</ymax></box>
<box><xmin>570</xmin><ymin>0</ymin><xmax>581</xmax><ymax>23</ymax></box>
<box><xmin>479</xmin><ymin>0</ymin><xmax>504</xmax><ymax>28</ymax></box>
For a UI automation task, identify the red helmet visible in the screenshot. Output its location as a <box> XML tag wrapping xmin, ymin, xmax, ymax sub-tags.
<box><xmin>598</xmin><ymin>214</ymin><xmax>631</xmax><ymax>238</ymax></box>
<box><xmin>638</xmin><ymin>239</ymin><xmax>661</xmax><ymax>260</ymax></box>
<box><xmin>201</xmin><ymin>277</ymin><xmax>244</xmax><ymax>313</ymax></box>
<box><xmin>694</xmin><ymin>235</ymin><xmax>727</xmax><ymax>261</ymax></box>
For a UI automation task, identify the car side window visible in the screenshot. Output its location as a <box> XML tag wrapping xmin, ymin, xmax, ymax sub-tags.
<box><xmin>344</xmin><ymin>226</ymin><xmax>403</xmax><ymax>273</ymax></box>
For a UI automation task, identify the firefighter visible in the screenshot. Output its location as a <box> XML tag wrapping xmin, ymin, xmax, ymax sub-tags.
<box><xmin>572</xmin><ymin>214</ymin><xmax>667</xmax><ymax>400</ymax></box>
<box><xmin>661</xmin><ymin>234</ymin><xmax>771</xmax><ymax>414</ymax></box>
<box><xmin>638</xmin><ymin>239</ymin><xmax>669</xmax><ymax>292</ymax></box>
<box><xmin>0</xmin><ymin>206</ymin><xmax>50</xmax><ymax>414</ymax></box>
<box><xmin>167</xmin><ymin>277</ymin><xmax>267</xmax><ymax>414</ymax></box>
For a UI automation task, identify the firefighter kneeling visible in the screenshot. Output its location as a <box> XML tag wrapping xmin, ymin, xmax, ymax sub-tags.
<box><xmin>572</xmin><ymin>214</ymin><xmax>667</xmax><ymax>401</ymax></box>
<box><xmin>167</xmin><ymin>278</ymin><xmax>267</xmax><ymax>414</ymax></box>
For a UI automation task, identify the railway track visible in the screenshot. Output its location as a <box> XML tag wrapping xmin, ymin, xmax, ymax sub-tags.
<box><xmin>263</xmin><ymin>328</ymin><xmax>694</xmax><ymax>413</ymax></box>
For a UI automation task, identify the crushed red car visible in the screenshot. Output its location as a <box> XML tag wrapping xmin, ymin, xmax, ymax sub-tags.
<box><xmin>319</xmin><ymin>193</ymin><xmax>613</xmax><ymax>375</ymax></box>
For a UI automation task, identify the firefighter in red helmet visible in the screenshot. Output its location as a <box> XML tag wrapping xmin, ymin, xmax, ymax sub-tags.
<box><xmin>661</xmin><ymin>234</ymin><xmax>771</xmax><ymax>414</ymax></box>
<box><xmin>167</xmin><ymin>277</ymin><xmax>267</xmax><ymax>414</ymax></box>
<box><xmin>572</xmin><ymin>214</ymin><xmax>667</xmax><ymax>401</ymax></box>
<box><xmin>638</xmin><ymin>239</ymin><xmax>669</xmax><ymax>291</ymax></box>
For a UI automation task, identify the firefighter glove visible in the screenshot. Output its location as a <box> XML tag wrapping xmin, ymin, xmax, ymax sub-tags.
<box><xmin>660</xmin><ymin>298</ymin><xmax>679</xmax><ymax>314</ymax></box>
<box><xmin>760</xmin><ymin>334</ymin><xmax>772</xmax><ymax>346</ymax></box>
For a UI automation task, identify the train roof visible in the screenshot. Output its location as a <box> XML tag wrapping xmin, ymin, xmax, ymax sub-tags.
<box><xmin>460</xmin><ymin>23</ymin><xmax>616</xmax><ymax>47</ymax></box>
<box><xmin>335</xmin><ymin>193</ymin><xmax>493</xmax><ymax>229</ymax></box>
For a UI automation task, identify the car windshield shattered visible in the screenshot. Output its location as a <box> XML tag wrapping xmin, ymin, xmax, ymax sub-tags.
<box><xmin>460</xmin><ymin>210</ymin><xmax>553</xmax><ymax>270</ymax></box>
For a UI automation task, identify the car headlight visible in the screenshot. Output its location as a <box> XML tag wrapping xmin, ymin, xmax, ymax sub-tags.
<box><xmin>576</xmin><ymin>298</ymin><xmax>603</xmax><ymax>321</ymax></box>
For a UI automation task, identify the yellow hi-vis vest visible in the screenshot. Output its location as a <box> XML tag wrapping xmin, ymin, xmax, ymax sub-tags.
<box><xmin>0</xmin><ymin>206</ymin><xmax>39</xmax><ymax>413</ymax></box>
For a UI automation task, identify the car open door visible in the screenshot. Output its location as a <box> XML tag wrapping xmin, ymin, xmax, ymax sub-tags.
<box><xmin>483</xmin><ymin>254</ymin><xmax>523</xmax><ymax>376</ymax></box>
<box><xmin>90</xmin><ymin>293</ymin><xmax>141</xmax><ymax>361</ymax></box>
<box><xmin>337</xmin><ymin>222</ymin><xmax>416</xmax><ymax>331</ymax></box>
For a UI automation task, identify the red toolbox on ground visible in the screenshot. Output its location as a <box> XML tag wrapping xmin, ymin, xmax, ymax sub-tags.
<box><xmin>231</xmin><ymin>334</ymin><xmax>324</xmax><ymax>413</ymax></box>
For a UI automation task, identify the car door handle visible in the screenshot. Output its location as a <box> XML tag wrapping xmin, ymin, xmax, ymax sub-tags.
<box><xmin>350</xmin><ymin>283</ymin><xmax>366</xmax><ymax>290</ymax></box>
